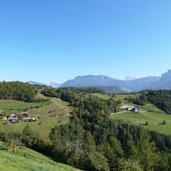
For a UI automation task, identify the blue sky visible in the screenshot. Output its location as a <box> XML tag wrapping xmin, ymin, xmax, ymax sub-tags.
<box><xmin>0</xmin><ymin>0</ymin><xmax>171</xmax><ymax>84</ymax></box>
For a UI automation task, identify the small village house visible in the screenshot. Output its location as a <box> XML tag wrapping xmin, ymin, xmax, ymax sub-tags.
<box><xmin>7</xmin><ymin>113</ymin><xmax>20</xmax><ymax>123</ymax></box>
<box><xmin>121</xmin><ymin>106</ymin><xmax>139</xmax><ymax>112</ymax></box>
<box><xmin>19</xmin><ymin>112</ymin><xmax>30</xmax><ymax>120</ymax></box>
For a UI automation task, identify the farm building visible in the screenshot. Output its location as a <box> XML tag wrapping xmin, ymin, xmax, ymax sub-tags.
<box><xmin>19</xmin><ymin>112</ymin><xmax>30</xmax><ymax>120</ymax></box>
<box><xmin>7</xmin><ymin>113</ymin><xmax>20</xmax><ymax>123</ymax></box>
<box><xmin>121</xmin><ymin>106</ymin><xmax>139</xmax><ymax>112</ymax></box>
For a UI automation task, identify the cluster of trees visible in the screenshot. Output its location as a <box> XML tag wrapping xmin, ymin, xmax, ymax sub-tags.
<box><xmin>42</xmin><ymin>87</ymin><xmax>105</xmax><ymax>96</ymax></box>
<box><xmin>126</xmin><ymin>90</ymin><xmax>171</xmax><ymax>114</ymax></box>
<box><xmin>145</xmin><ymin>90</ymin><xmax>171</xmax><ymax>114</ymax></box>
<box><xmin>125</xmin><ymin>93</ymin><xmax>147</xmax><ymax>106</ymax></box>
<box><xmin>42</xmin><ymin>87</ymin><xmax>121</xmax><ymax>115</ymax></box>
<box><xmin>0</xmin><ymin>82</ymin><xmax>38</xmax><ymax>102</ymax></box>
<box><xmin>76</xmin><ymin>87</ymin><xmax>106</xmax><ymax>94</ymax></box>
<box><xmin>49</xmin><ymin>112</ymin><xmax>171</xmax><ymax>171</ymax></box>
<box><xmin>60</xmin><ymin>93</ymin><xmax>120</xmax><ymax>115</ymax></box>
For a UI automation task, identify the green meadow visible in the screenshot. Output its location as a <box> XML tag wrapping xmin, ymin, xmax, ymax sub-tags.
<box><xmin>0</xmin><ymin>97</ymin><xmax>73</xmax><ymax>141</ymax></box>
<box><xmin>0</xmin><ymin>100</ymin><xmax>51</xmax><ymax>113</ymax></box>
<box><xmin>110</xmin><ymin>103</ymin><xmax>171</xmax><ymax>135</ymax></box>
<box><xmin>94</xmin><ymin>93</ymin><xmax>171</xmax><ymax>136</ymax></box>
<box><xmin>94</xmin><ymin>93</ymin><xmax>111</xmax><ymax>100</ymax></box>
<box><xmin>0</xmin><ymin>141</ymin><xmax>80</xmax><ymax>171</ymax></box>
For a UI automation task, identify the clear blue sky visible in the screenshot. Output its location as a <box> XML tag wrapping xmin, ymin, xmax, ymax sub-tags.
<box><xmin>0</xmin><ymin>0</ymin><xmax>171</xmax><ymax>84</ymax></box>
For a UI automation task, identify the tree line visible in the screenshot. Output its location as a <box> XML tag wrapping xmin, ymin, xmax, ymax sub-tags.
<box><xmin>126</xmin><ymin>90</ymin><xmax>171</xmax><ymax>114</ymax></box>
<box><xmin>0</xmin><ymin>81</ymin><xmax>38</xmax><ymax>102</ymax></box>
<box><xmin>42</xmin><ymin>87</ymin><xmax>121</xmax><ymax>115</ymax></box>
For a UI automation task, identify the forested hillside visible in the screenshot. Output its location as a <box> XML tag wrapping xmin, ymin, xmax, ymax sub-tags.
<box><xmin>0</xmin><ymin>82</ymin><xmax>38</xmax><ymax>102</ymax></box>
<box><xmin>126</xmin><ymin>90</ymin><xmax>171</xmax><ymax>114</ymax></box>
<box><xmin>42</xmin><ymin>88</ymin><xmax>171</xmax><ymax>170</ymax></box>
<box><xmin>1</xmin><ymin>86</ymin><xmax>171</xmax><ymax>170</ymax></box>
<box><xmin>42</xmin><ymin>87</ymin><xmax>121</xmax><ymax>114</ymax></box>
<box><xmin>145</xmin><ymin>90</ymin><xmax>171</xmax><ymax>114</ymax></box>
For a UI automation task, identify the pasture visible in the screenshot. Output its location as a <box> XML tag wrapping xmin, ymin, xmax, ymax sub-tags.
<box><xmin>111</xmin><ymin>103</ymin><xmax>171</xmax><ymax>135</ymax></box>
<box><xmin>0</xmin><ymin>97</ymin><xmax>73</xmax><ymax>141</ymax></box>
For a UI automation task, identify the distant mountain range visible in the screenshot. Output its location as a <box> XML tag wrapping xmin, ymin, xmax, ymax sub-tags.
<box><xmin>28</xmin><ymin>81</ymin><xmax>46</xmax><ymax>86</ymax></box>
<box><xmin>49</xmin><ymin>82</ymin><xmax>60</xmax><ymax>88</ymax></box>
<box><xmin>28</xmin><ymin>70</ymin><xmax>171</xmax><ymax>92</ymax></box>
<box><xmin>59</xmin><ymin>70</ymin><xmax>171</xmax><ymax>92</ymax></box>
<box><xmin>59</xmin><ymin>75</ymin><xmax>160</xmax><ymax>92</ymax></box>
<box><xmin>149</xmin><ymin>70</ymin><xmax>171</xmax><ymax>90</ymax></box>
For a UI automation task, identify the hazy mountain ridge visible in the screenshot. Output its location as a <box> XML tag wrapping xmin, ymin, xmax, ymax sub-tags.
<box><xmin>60</xmin><ymin>75</ymin><xmax>124</xmax><ymax>87</ymax></box>
<box><xmin>125</xmin><ymin>76</ymin><xmax>160</xmax><ymax>91</ymax></box>
<box><xmin>150</xmin><ymin>70</ymin><xmax>171</xmax><ymax>90</ymax></box>
<box><xmin>28</xmin><ymin>81</ymin><xmax>46</xmax><ymax>86</ymax></box>
<box><xmin>28</xmin><ymin>81</ymin><xmax>60</xmax><ymax>88</ymax></box>
<box><xmin>50</xmin><ymin>82</ymin><xmax>60</xmax><ymax>88</ymax></box>
<box><xmin>28</xmin><ymin>70</ymin><xmax>171</xmax><ymax>92</ymax></box>
<box><xmin>59</xmin><ymin>70</ymin><xmax>171</xmax><ymax>92</ymax></box>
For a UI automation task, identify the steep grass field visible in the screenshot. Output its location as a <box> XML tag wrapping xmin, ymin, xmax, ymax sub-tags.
<box><xmin>0</xmin><ymin>97</ymin><xmax>73</xmax><ymax>141</ymax></box>
<box><xmin>0</xmin><ymin>141</ymin><xmax>80</xmax><ymax>171</ymax></box>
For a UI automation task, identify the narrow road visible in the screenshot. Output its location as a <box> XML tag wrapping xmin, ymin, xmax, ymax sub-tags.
<box><xmin>111</xmin><ymin>111</ymin><xmax>127</xmax><ymax>115</ymax></box>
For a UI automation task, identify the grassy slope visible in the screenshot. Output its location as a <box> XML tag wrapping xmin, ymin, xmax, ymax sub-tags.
<box><xmin>0</xmin><ymin>97</ymin><xmax>73</xmax><ymax>141</ymax></box>
<box><xmin>0</xmin><ymin>100</ymin><xmax>51</xmax><ymax>113</ymax></box>
<box><xmin>95</xmin><ymin>93</ymin><xmax>171</xmax><ymax>136</ymax></box>
<box><xmin>94</xmin><ymin>93</ymin><xmax>111</xmax><ymax>100</ymax></box>
<box><xmin>111</xmin><ymin>103</ymin><xmax>171</xmax><ymax>135</ymax></box>
<box><xmin>0</xmin><ymin>142</ymin><xmax>80</xmax><ymax>171</ymax></box>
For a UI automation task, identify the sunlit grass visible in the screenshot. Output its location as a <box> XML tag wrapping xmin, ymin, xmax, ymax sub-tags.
<box><xmin>0</xmin><ymin>141</ymin><xmax>80</xmax><ymax>171</ymax></box>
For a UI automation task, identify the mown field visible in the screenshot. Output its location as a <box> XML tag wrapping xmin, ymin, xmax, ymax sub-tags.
<box><xmin>0</xmin><ymin>97</ymin><xmax>73</xmax><ymax>141</ymax></box>
<box><xmin>94</xmin><ymin>93</ymin><xmax>171</xmax><ymax>136</ymax></box>
<box><xmin>0</xmin><ymin>141</ymin><xmax>80</xmax><ymax>171</ymax></box>
<box><xmin>110</xmin><ymin>103</ymin><xmax>171</xmax><ymax>136</ymax></box>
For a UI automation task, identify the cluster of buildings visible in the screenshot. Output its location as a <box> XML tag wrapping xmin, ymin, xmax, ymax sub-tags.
<box><xmin>2</xmin><ymin>112</ymin><xmax>37</xmax><ymax>124</ymax></box>
<box><xmin>121</xmin><ymin>106</ymin><xmax>139</xmax><ymax>113</ymax></box>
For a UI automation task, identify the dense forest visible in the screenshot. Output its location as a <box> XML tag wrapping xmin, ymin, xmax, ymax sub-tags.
<box><xmin>42</xmin><ymin>88</ymin><xmax>171</xmax><ymax>170</ymax></box>
<box><xmin>49</xmin><ymin>112</ymin><xmax>171</xmax><ymax>171</ymax></box>
<box><xmin>0</xmin><ymin>81</ymin><xmax>38</xmax><ymax>102</ymax></box>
